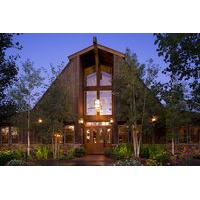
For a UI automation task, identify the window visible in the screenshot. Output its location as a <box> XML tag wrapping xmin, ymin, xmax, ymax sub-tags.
<box><xmin>86</xmin><ymin>91</ymin><xmax>97</xmax><ymax>115</ymax></box>
<box><xmin>118</xmin><ymin>125</ymin><xmax>128</xmax><ymax>143</ymax></box>
<box><xmin>11</xmin><ymin>127</ymin><xmax>18</xmax><ymax>143</ymax></box>
<box><xmin>1</xmin><ymin>127</ymin><xmax>9</xmax><ymax>143</ymax></box>
<box><xmin>100</xmin><ymin>65</ymin><xmax>112</xmax><ymax>86</ymax></box>
<box><xmin>64</xmin><ymin>125</ymin><xmax>74</xmax><ymax>143</ymax></box>
<box><xmin>84</xmin><ymin>66</ymin><xmax>97</xmax><ymax>86</ymax></box>
<box><xmin>100</xmin><ymin>90</ymin><xmax>112</xmax><ymax>115</ymax></box>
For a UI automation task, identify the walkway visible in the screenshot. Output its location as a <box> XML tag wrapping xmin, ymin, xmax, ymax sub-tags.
<box><xmin>35</xmin><ymin>155</ymin><xmax>114</xmax><ymax>166</ymax></box>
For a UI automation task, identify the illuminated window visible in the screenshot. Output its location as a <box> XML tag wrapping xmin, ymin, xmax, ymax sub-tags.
<box><xmin>84</xmin><ymin>66</ymin><xmax>97</xmax><ymax>86</ymax></box>
<box><xmin>86</xmin><ymin>91</ymin><xmax>97</xmax><ymax>115</ymax></box>
<box><xmin>64</xmin><ymin>125</ymin><xmax>75</xmax><ymax>143</ymax></box>
<box><xmin>1</xmin><ymin>127</ymin><xmax>9</xmax><ymax>143</ymax></box>
<box><xmin>100</xmin><ymin>65</ymin><xmax>112</xmax><ymax>86</ymax></box>
<box><xmin>11</xmin><ymin>127</ymin><xmax>18</xmax><ymax>143</ymax></box>
<box><xmin>100</xmin><ymin>90</ymin><xmax>112</xmax><ymax>115</ymax></box>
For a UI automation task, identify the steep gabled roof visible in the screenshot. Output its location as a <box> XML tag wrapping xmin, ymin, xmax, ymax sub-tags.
<box><xmin>68</xmin><ymin>43</ymin><xmax>125</xmax><ymax>60</ymax></box>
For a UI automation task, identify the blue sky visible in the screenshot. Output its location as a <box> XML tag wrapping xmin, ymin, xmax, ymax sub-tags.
<box><xmin>12</xmin><ymin>33</ymin><xmax>169</xmax><ymax>83</ymax></box>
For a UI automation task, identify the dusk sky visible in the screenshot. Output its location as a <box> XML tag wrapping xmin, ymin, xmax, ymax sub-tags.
<box><xmin>13</xmin><ymin>33</ymin><xmax>169</xmax><ymax>83</ymax></box>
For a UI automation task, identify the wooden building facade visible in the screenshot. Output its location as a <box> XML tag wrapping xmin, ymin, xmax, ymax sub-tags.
<box><xmin>1</xmin><ymin>39</ymin><xmax>200</xmax><ymax>154</ymax></box>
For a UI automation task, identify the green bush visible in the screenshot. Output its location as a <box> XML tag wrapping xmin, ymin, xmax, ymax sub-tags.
<box><xmin>114</xmin><ymin>159</ymin><xmax>142</xmax><ymax>166</ymax></box>
<box><xmin>140</xmin><ymin>146</ymin><xmax>150</xmax><ymax>159</ymax></box>
<box><xmin>147</xmin><ymin>145</ymin><xmax>170</xmax><ymax>165</ymax></box>
<box><xmin>35</xmin><ymin>145</ymin><xmax>51</xmax><ymax>160</ymax></box>
<box><xmin>105</xmin><ymin>144</ymin><xmax>133</xmax><ymax>160</ymax></box>
<box><xmin>0</xmin><ymin>151</ymin><xmax>16</xmax><ymax>166</ymax></box>
<box><xmin>114</xmin><ymin>143</ymin><xmax>133</xmax><ymax>159</ymax></box>
<box><xmin>74</xmin><ymin>147</ymin><xmax>86</xmax><ymax>157</ymax></box>
<box><xmin>13</xmin><ymin>149</ymin><xmax>26</xmax><ymax>159</ymax></box>
<box><xmin>7</xmin><ymin>159</ymin><xmax>29</xmax><ymax>166</ymax></box>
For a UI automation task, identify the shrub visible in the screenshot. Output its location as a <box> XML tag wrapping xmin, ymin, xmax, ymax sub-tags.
<box><xmin>65</xmin><ymin>148</ymin><xmax>75</xmax><ymax>160</ymax></box>
<box><xmin>153</xmin><ymin>152</ymin><xmax>170</xmax><ymax>165</ymax></box>
<box><xmin>7</xmin><ymin>159</ymin><xmax>29</xmax><ymax>166</ymax></box>
<box><xmin>35</xmin><ymin>145</ymin><xmax>51</xmax><ymax>160</ymax></box>
<box><xmin>13</xmin><ymin>149</ymin><xmax>26</xmax><ymax>159</ymax></box>
<box><xmin>74</xmin><ymin>147</ymin><xmax>86</xmax><ymax>157</ymax></box>
<box><xmin>140</xmin><ymin>146</ymin><xmax>150</xmax><ymax>159</ymax></box>
<box><xmin>105</xmin><ymin>144</ymin><xmax>133</xmax><ymax>160</ymax></box>
<box><xmin>145</xmin><ymin>159</ymin><xmax>158</xmax><ymax>166</ymax></box>
<box><xmin>0</xmin><ymin>151</ymin><xmax>16</xmax><ymax>166</ymax></box>
<box><xmin>114</xmin><ymin>159</ymin><xmax>142</xmax><ymax>166</ymax></box>
<box><xmin>147</xmin><ymin>145</ymin><xmax>170</xmax><ymax>165</ymax></box>
<box><xmin>113</xmin><ymin>144</ymin><xmax>133</xmax><ymax>160</ymax></box>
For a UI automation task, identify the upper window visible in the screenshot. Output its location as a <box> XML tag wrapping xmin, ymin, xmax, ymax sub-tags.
<box><xmin>100</xmin><ymin>90</ymin><xmax>112</xmax><ymax>115</ymax></box>
<box><xmin>86</xmin><ymin>91</ymin><xmax>97</xmax><ymax>115</ymax></box>
<box><xmin>84</xmin><ymin>66</ymin><xmax>97</xmax><ymax>86</ymax></box>
<box><xmin>100</xmin><ymin>65</ymin><xmax>112</xmax><ymax>86</ymax></box>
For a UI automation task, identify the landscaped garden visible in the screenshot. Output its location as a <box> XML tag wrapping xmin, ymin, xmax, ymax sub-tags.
<box><xmin>0</xmin><ymin>145</ymin><xmax>86</xmax><ymax>166</ymax></box>
<box><xmin>1</xmin><ymin>143</ymin><xmax>200</xmax><ymax>166</ymax></box>
<box><xmin>104</xmin><ymin>143</ymin><xmax>200</xmax><ymax>166</ymax></box>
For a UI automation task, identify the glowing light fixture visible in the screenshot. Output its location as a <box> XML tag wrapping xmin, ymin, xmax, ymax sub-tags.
<box><xmin>151</xmin><ymin>116</ymin><xmax>157</xmax><ymax>123</ymax></box>
<box><xmin>78</xmin><ymin>118</ymin><xmax>84</xmax><ymax>124</ymax></box>
<box><xmin>68</xmin><ymin>125</ymin><xmax>74</xmax><ymax>131</ymax></box>
<box><xmin>110</xmin><ymin>118</ymin><xmax>114</xmax><ymax>124</ymax></box>
<box><xmin>38</xmin><ymin>118</ymin><xmax>43</xmax><ymax>123</ymax></box>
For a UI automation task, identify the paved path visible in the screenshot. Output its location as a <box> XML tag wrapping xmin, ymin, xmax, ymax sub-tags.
<box><xmin>35</xmin><ymin>155</ymin><xmax>114</xmax><ymax>166</ymax></box>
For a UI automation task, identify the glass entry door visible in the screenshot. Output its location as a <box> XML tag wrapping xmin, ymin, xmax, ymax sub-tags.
<box><xmin>84</xmin><ymin>126</ymin><xmax>112</xmax><ymax>154</ymax></box>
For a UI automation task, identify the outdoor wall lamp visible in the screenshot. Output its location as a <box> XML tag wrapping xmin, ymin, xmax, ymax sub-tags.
<box><xmin>68</xmin><ymin>125</ymin><xmax>74</xmax><ymax>131</ymax></box>
<box><xmin>78</xmin><ymin>118</ymin><xmax>84</xmax><ymax>124</ymax></box>
<box><xmin>151</xmin><ymin>116</ymin><xmax>158</xmax><ymax>123</ymax></box>
<box><xmin>38</xmin><ymin>118</ymin><xmax>43</xmax><ymax>123</ymax></box>
<box><xmin>110</xmin><ymin>118</ymin><xmax>114</xmax><ymax>124</ymax></box>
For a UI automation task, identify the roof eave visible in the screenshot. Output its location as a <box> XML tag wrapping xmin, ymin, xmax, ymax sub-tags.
<box><xmin>68</xmin><ymin>44</ymin><xmax>125</xmax><ymax>60</ymax></box>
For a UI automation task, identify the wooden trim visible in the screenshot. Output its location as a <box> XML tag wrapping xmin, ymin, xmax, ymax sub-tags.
<box><xmin>68</xmin><ymin>44</ymin><xmax>125</xmax><ymax>60</ymax></box>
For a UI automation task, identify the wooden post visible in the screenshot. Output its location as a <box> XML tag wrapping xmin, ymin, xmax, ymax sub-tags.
<box><xmin>8</xmin><ymin>126</ymin><xmax>12</xmax><ymax>146</ymax></box>
<box><xmin>0</xmin><ymin>127</ymin><xmax>2</xmax><ymax>145</ymax></box>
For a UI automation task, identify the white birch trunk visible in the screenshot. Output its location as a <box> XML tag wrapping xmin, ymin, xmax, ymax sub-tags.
<box><xmin>132</xmin><ymin>124</ymin><xmax>141</xmax><ymax>158</ymax></box>
<box><xmin>172</xmin><ymin>137</ymin><xmax>175</xmax><ymax>155</ymax></box>
<box><xmin>27</xmin><ymin>109</ymin><xmax>30</xmax><ymax>156</ymax></box>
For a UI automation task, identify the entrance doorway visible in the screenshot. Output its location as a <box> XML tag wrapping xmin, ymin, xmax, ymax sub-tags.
<box><xmin>84</xmin><ymin>126</ymin><xmax>112</xmax><ymax>154</ymax></box>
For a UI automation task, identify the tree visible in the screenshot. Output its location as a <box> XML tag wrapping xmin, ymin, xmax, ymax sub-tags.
<box><xmin>10</xmin><ymin>60</ymin><xmax>44</xmax><ymax>156</ymax></box>
<box><xmin>34</xmin><ymin>64</ymin><xmax>73</xmax><ymax>159</ymax></box>
<box><xmin>160</xmin><ymin>76</ymin><xmax>190</xmax><ymax>155</ymax></box>
<box><xmin>154</xmin><ymin>33</ymin><xmax>200</xmax><ymax>81</ymax></box>
<box><xmin>114</xmin><ymin>49</ymin><xmax>161</xmax><ymax>158</ymax></box>
<box><xmin>0</xmin><ymin>33</ymin><xmax>21</xmax><ymax>122</ymax></box>
<box><xmin>154</xmin><ymin>33</ymin><xmax>200</xmax><ymax>111</ymax></box>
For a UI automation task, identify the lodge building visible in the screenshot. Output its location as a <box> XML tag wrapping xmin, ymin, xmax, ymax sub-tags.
<box><xmin>0</xmin><ymin>39</ymin><xmax>200</xmax><ymax>154</ymax></box>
